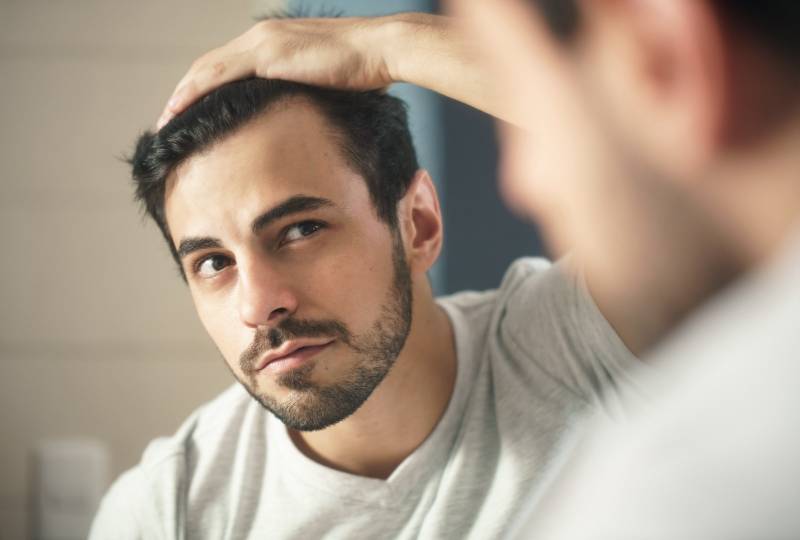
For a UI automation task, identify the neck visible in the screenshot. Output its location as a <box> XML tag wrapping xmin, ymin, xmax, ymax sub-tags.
<box><xmin>602</xmin><ymin>102</ymin><xmax>800</xmax><ymax>355</ymax></box>
<box><xmin>289</xmin><ymin>280</ymin><xmax>456</xmax><ymax>479</ymax></box>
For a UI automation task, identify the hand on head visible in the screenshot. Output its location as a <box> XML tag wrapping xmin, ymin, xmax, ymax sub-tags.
<box><xmin>157</xmin><ymin>16</ymin><xmax>395</xmax><ymax>128</ymax></box>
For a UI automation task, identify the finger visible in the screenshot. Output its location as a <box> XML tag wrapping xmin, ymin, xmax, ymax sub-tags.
<box><xmin>167</xmin><ymin>36</ymin><xmax>250</xmax><ymax>102</ymax></box>
<box><xmin>159</xmin><ymin>52</ymin><xmax>256</xmax><ymax>128</ymax></box>
<box><xmin>162</xmin><ymin>49</ymin><xmax>224</xmax><ymax>109</ymax></box>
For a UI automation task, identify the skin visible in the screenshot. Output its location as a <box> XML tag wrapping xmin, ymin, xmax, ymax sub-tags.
<box><xmin>157</xmin><ymin>14</ymin><xmax>502</xmax><ymax>129</ymax></box>
<box><xmin>159</xmin><ymin>3</ymin><xmax>800</xmax><ymax>354</ymax></box>
<box><xmin>156</xmin><ymin>11</ymin><xmax>705</xmax><ymax>354</ymax></box>
<box><xmin>152</xmin><ymin>6</ymin><xmax>800</xmax><ymax>537</ymax></box>
<box><xmin>164</xmin><ymin>97</ymin><xmax>456</xmax><ymax>479</ymax></box>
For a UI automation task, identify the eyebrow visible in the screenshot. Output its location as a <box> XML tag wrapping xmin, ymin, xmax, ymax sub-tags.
<box><xmin>175</xmin><ymin>195</ymin><xmax>336</xmax><ymax>261</ymax></box>
<box><xmin>176</xmin><ymin>237</ymin><xmax>223</xmax><ymax>261</ymax></box>
<box><xmin>251</xmin><ymin>195</ymin><xmax>335</xmax><ymax>234</ymax></box>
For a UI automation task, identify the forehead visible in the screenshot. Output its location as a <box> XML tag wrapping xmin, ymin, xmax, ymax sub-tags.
<box><xmin>164</xmin><ymin>98</ymin><xmax>369</xmax><ymax>240</ymax></box>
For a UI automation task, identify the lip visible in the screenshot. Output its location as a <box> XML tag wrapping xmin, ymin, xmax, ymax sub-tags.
<box><xmin>255</xmin><ymin>338</ymin><xmax>336</xmax><ymax>372</ymax></box>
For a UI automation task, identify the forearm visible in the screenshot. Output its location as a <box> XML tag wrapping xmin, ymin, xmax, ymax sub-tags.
<box><xmin>379</xmin><ymin>13</ymin><xmax>513</xmax><ymax>124</ymax></box>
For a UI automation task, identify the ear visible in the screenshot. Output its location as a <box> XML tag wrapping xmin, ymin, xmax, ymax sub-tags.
<box><xmin>581</xmin><ymin>0</ymin><xmax>727</xmax><ymax>178</ymax></box>
<box><xmin>396</xmin><ymin>169</ymin><xmax>443</xmax><ymax>276</ymax></box>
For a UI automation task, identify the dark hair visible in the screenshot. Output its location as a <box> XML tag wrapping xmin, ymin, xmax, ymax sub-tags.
<box><xmin>532</xmin><ymin>0</ymin><xmax>800</xmax><ymax>71</ymax></box>
<box><xmin>129</xmin><ymin>78</ymin><xmax>419</xmax><ymax>274</ymax></box>
<box><xmin>531</xmin><ymin>0</ymin><xmax>582</xmax><ymax>42</ymax></box>
<box><xmin>713</xmin><ymin>1</ymin><xmax>800</xmax><ymax>70</ymax></box>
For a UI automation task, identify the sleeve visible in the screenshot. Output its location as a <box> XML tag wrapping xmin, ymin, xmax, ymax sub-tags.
<box><xmin>88</xmin><ymin>468</ymin><xmax>148</xmax><ymax>540</ymax></box>
<box><xmin>497</xmin><ymin>258</ymin><xmax>645</xmax><ymax>417</ymax></box>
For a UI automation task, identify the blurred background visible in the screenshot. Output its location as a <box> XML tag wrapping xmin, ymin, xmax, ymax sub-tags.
<box><xmin>0</xmin><ymin>0</ymin><xmax>542</xmax><ymax>538</ymax></box>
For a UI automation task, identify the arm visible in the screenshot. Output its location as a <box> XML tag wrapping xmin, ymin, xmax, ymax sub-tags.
<box><xmin>158</xmin><ymin>14</ymin><xmax>510</xmax><ymax>128</ymax></box>
<box><xmin>156</xmin><ymin>12</ymin><xmax>651</xmax><ymax>358</ymax></box>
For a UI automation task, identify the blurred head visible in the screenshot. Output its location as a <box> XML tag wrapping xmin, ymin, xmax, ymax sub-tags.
<box><xmin>450</xmin><ymin>0</ymin><xmax>800</xmax><ymax>349</ymax></box>
<box><xmin>129</xmin><ymin>79</ymin><xmax>443</xmax><ymax>430</ymax></box>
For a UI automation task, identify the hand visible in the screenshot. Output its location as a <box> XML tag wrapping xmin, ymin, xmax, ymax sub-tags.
<box><xmin>157</xmin><ymin>16</ymin><xmax>397</xmax><ymax>128</ymax></box>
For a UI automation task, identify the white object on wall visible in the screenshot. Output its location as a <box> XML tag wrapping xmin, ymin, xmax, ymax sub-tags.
<box><xmin>32</xmin><ymin>438</ymin><xmax>111</xmax><ymax>540</ymax></box>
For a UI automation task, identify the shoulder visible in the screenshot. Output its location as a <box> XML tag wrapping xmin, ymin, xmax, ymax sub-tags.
<box><xmin>435</xmin><ymin>256</ymin><xmax>574</xmax><ymax>387</ymax></box>
<box><xmin>439</xmin><ymin>257</ymin><xmax>579</xmax><ymax>338</ymax></box>
<box><xmin>492</xmin><ymin>256</ymin><xmax>622</xmax><ymax>351</ymax></box>
<box><xmin>91</xmin><ymin>384</ymin><xmax>264</xmax><ymax>537</ymax></box>
<box><xmin>89</xmin><ymin>466</ymin><xmax>148</xmax><ymax>539</ymax></box>
<box><xmin>134</xmin><ymin>383</ymin><xmax>257</xmax><ymax>469</ymax></box>
<box><xmin>442</xmin><ymin>256</ymin><xmax>639</xmax><ymax>413</ymax></box>
<box><xmin>499</xmin><ymin>256</ymin><xmax>577</xmax><ymax>312</ymax></box>
<box><xmin>437</xmin><ymin>257</ymin><xmax>555</xmax><ymax>327</ymax></box>
<box><xmin>499</xmin><ymin>256</ymin><xmax>555</xmax><ymax>288</ymax></box>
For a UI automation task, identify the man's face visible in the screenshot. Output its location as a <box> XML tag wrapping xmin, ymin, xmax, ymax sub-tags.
<box><xmin>164</xmin><ymin>99</ymin><xmax>412</xmax><ymax>431</ymax></box>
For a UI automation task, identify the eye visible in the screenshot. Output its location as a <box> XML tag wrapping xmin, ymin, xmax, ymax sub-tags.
<box><xmin>194</xmin><ymin>254</ymin><xmax>232</xmax><ymax>278</ymax></box>
<box><xmin>282</xmin><ymin>220</ymin><xmax>325</xmax><ymax>244</ymax></box>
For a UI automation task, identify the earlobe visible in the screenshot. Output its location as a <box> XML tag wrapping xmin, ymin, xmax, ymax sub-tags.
<box><xmin>398</xmin><ymin>170</ymin><xmax>443</xmax><ymax>274</ymax></box>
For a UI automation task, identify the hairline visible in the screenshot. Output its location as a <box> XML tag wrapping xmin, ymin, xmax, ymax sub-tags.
<box><xmin>164</xmin><ymin>93</ymin><xmax>373</xmax><ymax>205</ymax></box>
<box><xmin>164</xmin><ymin>93</ymin><xmax>400</xmax><ymax>219</ymax></box>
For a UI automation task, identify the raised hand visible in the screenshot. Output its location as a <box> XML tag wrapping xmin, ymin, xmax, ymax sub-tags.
<box><xmin>158</xmin><ymin>16</ymin><xmax>403</xmax><ymax>128</ymax></box>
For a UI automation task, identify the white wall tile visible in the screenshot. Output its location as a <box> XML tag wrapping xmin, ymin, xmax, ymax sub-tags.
<box><xmin>0</xmin><ymin>1</ymin><xmax>284</xmax><ymax>536</ymax></box>
<box><xmin>0</xmin><ymin>350</ymin><xmax>231</xmax><ymax>509</ymax></box>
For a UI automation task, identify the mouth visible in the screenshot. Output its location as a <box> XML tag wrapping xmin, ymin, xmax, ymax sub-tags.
<box><xmin>255</xmin><ymin>339</ymin><xmax>336</xmax><ymax>374</ymax></box>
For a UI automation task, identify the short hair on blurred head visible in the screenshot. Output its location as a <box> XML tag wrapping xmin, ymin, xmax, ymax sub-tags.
<box><xmin>531</xmin><ymin>0</ymin><xmax>800</xmax><ymax>73</ymax></box>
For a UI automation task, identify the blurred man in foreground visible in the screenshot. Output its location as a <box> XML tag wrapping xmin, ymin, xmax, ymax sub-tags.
<box><xmin>450</xmin><ymin>1</ymin><xmax>800</xmax><ymax>537</ymax></box>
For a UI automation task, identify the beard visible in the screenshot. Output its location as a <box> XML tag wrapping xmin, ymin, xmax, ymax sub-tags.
<box><xmin>232</xmin><ymin>231</ymin><xmax>413</xmax><ymax>431</ymax></box>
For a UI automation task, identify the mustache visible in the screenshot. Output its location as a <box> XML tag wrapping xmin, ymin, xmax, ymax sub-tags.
<box><xmin>240</xmin><ymin>317</ymin><xmax>352</xmax><ymax>373</ymax></box>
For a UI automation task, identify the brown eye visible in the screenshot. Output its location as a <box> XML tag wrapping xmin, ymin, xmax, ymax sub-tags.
<box><xmin>196</xmin><ymin>255</ymin><xmax>231</xmax><ymax>277</ymax></box>
<box><xmin>283</xmin><ymin>221</ymin><xmax>324</xmax><ymax>243</ymax></box>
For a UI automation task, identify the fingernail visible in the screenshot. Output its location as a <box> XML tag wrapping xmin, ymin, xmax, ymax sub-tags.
<box><xmin>167</xmin><ymin>94</ymin><xmax>181</xmax><ymax>110</ymax></box>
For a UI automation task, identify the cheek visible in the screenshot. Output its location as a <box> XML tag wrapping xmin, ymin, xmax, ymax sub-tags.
<box><xmin>192</xmin><ymin>291</ymin><xmax>247</xmax><ymax>371</ymax></box>
<box><xmin>297</xmin><ymin>239</ymin><xmax>396</xmax><ymax>330</ymax></box>
<box><xmin>186</xmin><ymin>232</ymin><xmax>398</xmax><ymax>362</ymax></box>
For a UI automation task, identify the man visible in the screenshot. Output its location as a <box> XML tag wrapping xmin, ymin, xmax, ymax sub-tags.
<box><xmin>155</xmin><ymin>1</ymin><xmax>800</xmax><ymax>537</ymax></box>
<box><xmin>449</xmin><ymin>1</ymin><xmax>800</xmax><ymax>537</ymax></box>
<box><xmin>90</xmin><ymin>73</ymin><xmax>638</xmax><ymax>537</ymax></box>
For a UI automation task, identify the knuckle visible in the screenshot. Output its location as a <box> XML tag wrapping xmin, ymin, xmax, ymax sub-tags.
<box><xmin>179</xmin><ymin>80</ymin><xmax>195</xmax><ymax>97</ymax></box>
<box><xmin>210</xmin><ymin>60</ymin><xmax>226</xmax><ymax>77</ymax></box>
<box><xmin>191</xmin><ymin>48</ymin><xmax>218</xmax><ymax>70</ymax></box>
<box><xmin>253</xmin><ymin>19</ymin><xmax>274</xmax><ymax>38</ymax></box>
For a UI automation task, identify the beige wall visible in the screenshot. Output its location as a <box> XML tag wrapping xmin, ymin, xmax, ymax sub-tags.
<box><xmin>0</xmin><ymin>1</ymin><xmax>283</xmax><ymax>537</ymax></box>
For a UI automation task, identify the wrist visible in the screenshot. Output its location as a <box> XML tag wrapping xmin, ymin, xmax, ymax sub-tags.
<box><xmin>377</xmin><ymin>13</ymin><xmax>441</xmax><ymax>84</ymax></box>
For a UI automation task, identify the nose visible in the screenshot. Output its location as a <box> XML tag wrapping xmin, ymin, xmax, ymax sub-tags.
<box><xmin>236</xmin><ymin>255</ymin><xmax>298</xmax><ymax>328</ymax></box>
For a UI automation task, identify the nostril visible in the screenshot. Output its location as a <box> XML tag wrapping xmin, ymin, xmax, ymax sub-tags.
<box><xmin>269</xmin><ymin>307</ymin><xmax>289</xmax><ymax>320</ymax></box>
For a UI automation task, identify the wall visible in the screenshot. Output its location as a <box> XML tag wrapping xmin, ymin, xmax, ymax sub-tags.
<box><xmin>440</xmin><ymin>95</ymin><xmax>544</xmax><ymax>293</ymax></box>
<box><xmin>0</xmin><ymin>1</ymin><xmax>280</xmax><ymax>537</ymax></box>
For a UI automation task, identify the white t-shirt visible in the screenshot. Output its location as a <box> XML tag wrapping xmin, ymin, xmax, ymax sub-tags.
<box><xmin>511</xmin><ymin>236</ymin><xmax>800</xmax><ymax>540</ymax></box>
<box><xmin>90</xmin><ymin>258</ymin><xmax>639</xmax><ymax>539</ymax></box>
